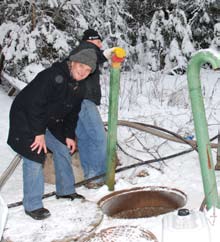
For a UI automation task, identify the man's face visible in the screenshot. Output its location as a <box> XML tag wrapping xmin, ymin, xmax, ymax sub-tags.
<box><xmin>70</xmin><ymin>62</ymin><xmax>92</xmax><ymax>81</ymax></box>
<box><xmin>87</xmin><ymin>39</ymin><xmax>102</xmax><ymax>49</ymax></box>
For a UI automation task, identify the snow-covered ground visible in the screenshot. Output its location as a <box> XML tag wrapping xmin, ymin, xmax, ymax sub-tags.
<box><xmin>1</xmin><ymin>68</ymin><xmax>220</xmax><ymax>241</ymax></box>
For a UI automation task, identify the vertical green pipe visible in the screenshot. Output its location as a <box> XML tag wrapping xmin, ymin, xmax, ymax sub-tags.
<box><xmin>106</xmin><ymin>66</ymin><xmax>121</xmax><ymax>190</ymax></box>
<box><xmin>187</xmin><ymin>49</ymin><xmax>220</xmax><ymax>209</ymax></box>
<box><xmin>106</xmin><ymin>48</ymin><xmax>126</xmax><ymax>191</ymax></box>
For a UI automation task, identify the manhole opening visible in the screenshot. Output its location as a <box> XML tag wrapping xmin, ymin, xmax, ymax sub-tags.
<box><xmin>98</xmin><ymin>186</ymin><xmax>187</xmax><ymax>219</ymax></box>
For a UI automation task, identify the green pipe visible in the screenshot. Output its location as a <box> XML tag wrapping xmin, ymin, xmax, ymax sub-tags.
<box><xmin>106</xmin><ymin>67</ymin><xmax>120</xmax><ymax>190</ymax></box>
<box><xmin>106</xmin><ymin>48</ymin><xmax>126</xmax><ymax>191</ymax></box>
<box><xmin>187</xmin><ymin>49</ymin><xmax>220</xmax><ymax>209</ymax></box>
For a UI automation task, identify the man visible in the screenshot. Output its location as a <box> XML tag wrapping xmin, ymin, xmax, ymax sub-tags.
<box><xmin>69</xmin><ymin>29</ymin><xmax>114</xmax><ymax>188</ymax></box>
<box><xmin>7</xmin><ymin>48</ymin><xmax>97</xmax><ymax>220</ymax></box>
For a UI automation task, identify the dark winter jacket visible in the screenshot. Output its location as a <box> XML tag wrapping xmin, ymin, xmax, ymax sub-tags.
<box><xmin>69</xmin><ymin>41</ymin><xmax>107</xmax><ymax>105</ymax></box>
<box><xmin>7</xmin><ymin>61</ymin><xmax>84</xmax><ymax>163</ymax></box>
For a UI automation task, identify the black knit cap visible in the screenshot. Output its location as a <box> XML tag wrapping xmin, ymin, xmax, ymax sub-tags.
<box><xmin>82</xmin><ymin>29</ymin><xmax>102</xmax><ymax>41</ymax></box>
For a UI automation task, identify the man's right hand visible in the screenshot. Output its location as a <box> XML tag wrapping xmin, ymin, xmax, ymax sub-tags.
<box><xmin>30</xmin><ymin>134</ymin><xmax>47</xmax><ymax>154</ymax></box>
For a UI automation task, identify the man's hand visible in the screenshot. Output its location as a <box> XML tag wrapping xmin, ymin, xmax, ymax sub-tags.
<box><xmin>30</xmin><ymin>134</ymin><xmax>47</xmax><ymax>154</ymax></box>
<box><xmin>103</xmin><ymin>48</ymin><xmax>116</xmax><ymax>60</ymax></box>
<box><xmin>66</xmin><ymin>138</ymin><xmax>76</xmax><ymax>154</ymax></box>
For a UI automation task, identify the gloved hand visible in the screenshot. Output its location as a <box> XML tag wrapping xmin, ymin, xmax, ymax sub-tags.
<box><xmin>103</xmin><ymin>47</ymin><xmax>115</xmax><ymax>60</ymax></box>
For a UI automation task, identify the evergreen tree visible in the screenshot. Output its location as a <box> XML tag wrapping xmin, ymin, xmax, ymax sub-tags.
<box><xmin>0</xmin><ymin>0</ymin><xmax>219</xmax><ymax>80</ymax></box>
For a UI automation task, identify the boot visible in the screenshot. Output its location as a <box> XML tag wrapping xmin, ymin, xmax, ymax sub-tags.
<box><xmin>84</xmin><ymin>181</ymin><xmax>105</xmax><ymax>189</ymax></box>
<box><xmin>56</xmin><ymin>193</ymin><xmax>85</xmax><ymax>200</ymax></box>
<box><xmin>25</xmin><ymin>207</ymin><xmax>51</xmax><ymax>220</ymax></box>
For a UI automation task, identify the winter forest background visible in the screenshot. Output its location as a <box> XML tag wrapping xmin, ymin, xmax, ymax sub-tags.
<box><xmin>1</xmin><ymin>0</ymin><xmax>220</xmax><ymax>82</ymax></box>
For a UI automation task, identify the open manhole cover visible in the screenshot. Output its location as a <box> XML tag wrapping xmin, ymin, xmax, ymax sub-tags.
<box><xmin>98</xmin><ymin>186</ymin><xmax>187</xmax><ymax>219</ymax></box>
<box><xmin>79</xmin><ymin>225</ymin><xmax>158</xmax><ymax>242</ymax></box>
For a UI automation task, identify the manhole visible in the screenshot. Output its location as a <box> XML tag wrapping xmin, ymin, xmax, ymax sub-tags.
<box><xmin>98</xmin><ymin>186</ymin><xmax>187</xmax><ymax>219</ymax></box>
<box><xmin>79</xmin><ymin>225</ymin><xmax>158</xmax><ymax>242</ymax></box>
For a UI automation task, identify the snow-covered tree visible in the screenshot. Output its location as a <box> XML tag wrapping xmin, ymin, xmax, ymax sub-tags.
<box><xmin>0</xmin><ymin>0</ymin><xmax>219</xmax><ymax>81</ymax></box>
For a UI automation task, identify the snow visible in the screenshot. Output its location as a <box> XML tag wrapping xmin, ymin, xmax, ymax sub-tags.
<box><xmin>4</xmin><ymin>199</ymin><xmax>103</xmax><ymax>242</ymax></box>
<box><xmin>0</xmin><ymin>88</ymin><xmax>15</xmax><ymax>171</ymax></box>
<box><xmin>1</xmin><ymin>66</ymin><xmax>220</xmax><ymax>241</ymax></box>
